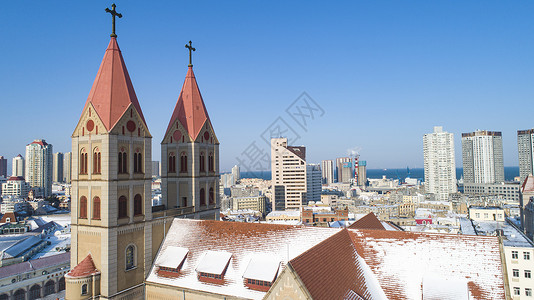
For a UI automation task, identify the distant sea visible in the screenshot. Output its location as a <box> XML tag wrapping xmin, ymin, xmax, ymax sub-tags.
<box><xmin>240</xmin><ymin>167</ymin><xmax>520</xmax><ymax>182</ymax></box>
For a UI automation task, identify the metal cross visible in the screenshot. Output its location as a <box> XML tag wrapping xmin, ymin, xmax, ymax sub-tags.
<box><xmin>105</xmin><ymin>4</ymin><xmax>123</xmax><ymax>38</ymax></box>
<box><xmin>185</xmin><ymin>41</ymin><xmax>196</xmax><ymax>67</ymax></box>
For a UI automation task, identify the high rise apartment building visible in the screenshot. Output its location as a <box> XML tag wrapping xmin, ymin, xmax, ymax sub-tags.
<box><xmin>63</xmin><ymin>152</ymin><xmax>72</xmax><ymax>183</ymax></box>
<box><xmin>271</xmin><ymin>137</ymin><xmax>307</xmax><ymax>210</ymax></box>
<box><xmin>232</xmin><ymin>164</ymin><xmax>240</xmax><ymax>182</ymax></box>
<box><xmin>25</xmin><ymin>139</ymin><xmax>53</xmax><ymax>197</ymax></box>
<box><xmin>462</xmin><ymin>130</ymin><xmax>504</xmax><ymax>184</ymax></box>
<box><xmin>518</xmin><ymin>129</ymin><xmax>534</xmax><ymax>183</ymax></box>
<box><xmin>357</xmin><ymin>160</ymin><xmax>367</xmax><ymax>187</ymax></box>
<box><xmin>53</xmin><ymin>152</ymin><xmax>64</xmax><ymax>183</ymax></box>
<box><xmin>306</xmin><ymin>164</ymin><xmax>322</xmax><ymax>203</ymax></box>
<box><xmin>336</xmin><ymin>157</ymin><xmax>352</xmax><ymax>183</ymax></box>
<box><xmin>321</xmin><ymin>160</ymin><xmax>334</xmax><ymax>185</ymax></box>
<box><xmin>12</xmin><ymin>154</ymin><xmax>24</xmax><ymax>177</ymax></box>
<box><xmin>0</xmin><ymin>156</ymin><xmax>7</xmax><ymax>177</ymax></box>
<box><xmin>423</xmin><ymin>126</ymin><xmax>457</xmax><ymax>201</ymax></box>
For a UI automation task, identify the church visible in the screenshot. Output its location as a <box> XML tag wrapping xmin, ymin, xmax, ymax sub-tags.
<box><xmin>64</xmin><ymin>5</ymin><xmax>506</xmax><ymax>300</ymax></box>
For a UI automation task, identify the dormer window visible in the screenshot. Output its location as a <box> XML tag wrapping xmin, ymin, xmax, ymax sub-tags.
<box><xmin>196</xmin><ymin>251</ymin><xmax>232</xmax><ymax>284</ymax></box>
<box><xmin>156</xmin><ymin>246</ymin><xmax>189</xmax><ymax>277</ymax></box>
<box><xmin>242</xmin><ymin>255</ymin><xmax>280</xmax><ymax>292</ymax></box>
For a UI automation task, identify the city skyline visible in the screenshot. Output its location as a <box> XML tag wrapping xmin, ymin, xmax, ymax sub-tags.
<box><xmin>2</xmin><ymin>2</ymin><xmax>534</xmax><ymax>172</ymax></box>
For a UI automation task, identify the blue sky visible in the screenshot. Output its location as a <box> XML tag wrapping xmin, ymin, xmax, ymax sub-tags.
<box><xmin>1</xmin><ymin>1</ymin><xmax>533</xmax><ymax>172</ymax></box>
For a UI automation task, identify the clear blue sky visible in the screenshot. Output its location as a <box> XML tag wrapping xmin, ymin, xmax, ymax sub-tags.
<box><xmin>1</xmin><ymin>1</ymin><xmax>533</xmax><ymax>172</ymax></box>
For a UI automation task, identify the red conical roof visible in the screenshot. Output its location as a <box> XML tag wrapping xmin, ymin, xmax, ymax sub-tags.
<box><xmin>67</xmin><ymin>254</ymin><xmax>100</xmax><ymax>278</ymax></box>
<box><xmin>166</xmin><ymin>66</ymin><xmax>211</xmax><ymax>140</ymax></box>
<box><xmin>83</xmin><ymin>37</ymin><xmax>147</xmax><ymax>131</ymax></box>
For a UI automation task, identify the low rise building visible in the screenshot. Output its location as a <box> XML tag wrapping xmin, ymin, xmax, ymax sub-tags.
<box><xmin>301</xmin><ymin>207</ymin><xmax>348</xmax><ymax>226</ymax></box>
<box><xmin>469</xmin><ymin>206</ymin><xmax>505</xmax><ymax>222</ymax></box>
<box><xmin>464</xmin><ymin>181</ymin><xmax>520</xmax><ymax>203</ymax></box>
<box><xmin>265</xmin><ymin>210</ymin><xmax>300</xmax><ymax>223</ymax></box>
<box><xmin>232</xmin><ymin>195</ymin><xmax>267</xmax><ymax>215</ymax></box>
<box><xmin>1</xmin><ymin>177</ymin><xmax>31</xmax><ymax>199</ymax></box>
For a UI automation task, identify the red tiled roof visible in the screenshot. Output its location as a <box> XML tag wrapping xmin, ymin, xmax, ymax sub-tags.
<box><xmin>82</xmin><ymin>37</ymin><xmax>147</xmax><ymax>132</ymax></box>
<box><xmin>0</xmin><ymin>212</ymin><xmax>18</xmax><ymax>223</ymax></box>
<box><xmin>348</xmin><ymin>213</ymin><xmax>385</xmax><ymax>230</ymax></box>
<box><xmin>0</xmin><ymin>252</ymin><xmax>70</xmax><ymax>279</ymax></box>
<box><xmin>522</xmin><ymin>174</ymin><xmax>534</xmax><ymax>193</ymax></box>
<box><xmin>67</xmin><ymin>254</ymin><xmax>99</xmax><ymax>278</ymax></box>
<box><xmin>165</xmin><ymin>66</ymin><xmax>212</xmax><ymax>140</ymax></box>
<box><xmin>29</xmin><ymin>140</ymin><xmax>48</xmax><ymax>147</ymax></box>
<box><xmin>289</xmin><ymin>229</ymin><xmax>375</xmax><ymax>300</ymax></box>
<box><xmin>7</xmin><ymin>176</ymin><xmax>24</xmax><ymax>181</ymax></box>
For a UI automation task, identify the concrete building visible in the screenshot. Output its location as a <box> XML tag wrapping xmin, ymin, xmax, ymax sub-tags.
<box><xmin>461</xmin><ymin>130</ymin><xmax>504</xmax><ymax>184</ymax></box>
<box><xmin>336</xmin><ymin>157</ymin><xmax>352</xmax><ymax>183</ymax></box>
<box><xmin>357</xmin><ymin>160</ymin><xmax>367</xmax><ymax>187</ymax></box>
<box><xmin>518</xmin><ymin>129</ymin><xmax>534</xmax><ymax>183</ymax></box>
<box><xmin>25</xmin><ymin>140</ymin><xmax>53</xmax><ymax>198</ymax></box>
<box><xmin>53</xmin><ymin>152</ymin><xmax>64</xmax><ymax>183</ymax></box>
<box><xmin>468</xmin><ymin>206</ymin><xmax>505</xmax><ymax>222</ymax></box>
<box><xmin>232</xmin><ymin>195</ymin><xmax>267</xmax><ymax>215</ymax></box>
<box><xmin>463</xmin><ymin>181</ymin><xmax>520</xmax><ymax>203</ymax></box>
<box><xmin>271</xmin><ymin>137</ymin><xmax>307</xmax><ymax>210</ymax></box>
<box><xmin>12</xmin><ymin>154</ymin><xmax>24</xmax><ymax>178</ymax></box>
<box><xmin>231</xmin><ymin>164</ymin><xmax>240</xmax><ymax>182</ymax></box>
<box><xmin>423</xmin><ymin>126</ymin><xmax>457</xmax><ymax>201</ymax></box>
<box><xmin>306</xmin><ymin>164</ymin><xmax>322</xmax><ymax>203</ymax></box>
<box><xmin>321</xmin><ymin>160</ymin><xmax>334</xmax><ymax>185</ymax></box>
<box><xmin>63</xmin><ymin>152</ymin><xmax>71</xmax><ymax>184</ymax></box>
<box><xmin>0</xmin><ymin>156</ymin><xmax>7</xmax><ymax>177</ymax></box>
<box><xmin>151</xmin><ymin>160</ymin><xmax>160</xmax><ymax>177</ymax></box>
<box><xmin>1</xmin><ymin>176</ymin><xmax>31</xmax><ymax>198</ymax></box>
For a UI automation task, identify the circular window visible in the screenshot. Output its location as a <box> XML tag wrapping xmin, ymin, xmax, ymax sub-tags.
<box><xmin>204</xmin><ymin>131</ymin><xmax>210</xmax><ymax>140</ymax></box>
<box><xmin>173</xmin><ymin>130</ymin><xmax>182</xmax><ymax>141</ymax></box>
<box><xmin>86</xmin><ymin>120</ymin><xmax>94</xmax><ymax>131</ymax></box>
<box><xmin>126</xmin><ymin>120</ymin><xmax>136</xmax><ymax>132</ymax></box>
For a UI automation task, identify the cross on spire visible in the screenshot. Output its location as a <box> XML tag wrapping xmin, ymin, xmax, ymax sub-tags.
<box><xmin>105</xmin><ymin>3</ymin><xmax>122</xmax><ymax>38</ymax></box>
<box><xmin>185</xmin><ymin>41</ymin><xmax>196</xmax><ymax>67</ymax></box>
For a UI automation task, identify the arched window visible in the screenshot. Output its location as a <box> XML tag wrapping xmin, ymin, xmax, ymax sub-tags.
<box><xmin>81</xmin><ymin>283</ymin><xmax>88</xmax><ymax>295</ymax></box>
<box><xmin>58</xmin><ymin>277</ymin><xmax>65</xmax><ymax>291</ymax></box>
<box><xmin>137</xmin><ymin>151</ymin><xmax>142</xmax><ymax>173</ymax></box>
<box><xmin>209</xmin><ymin>187</ymin><xmax>215</xmax><ymax>205</ymax></box>
<box><xmin>30</xmin><ymin>284</ymin><xmax>40</xmax><ymax>299</ymax></box>
<box><xmin>118</xmin><ymin>149</ymin><xmax>127</xmax><ymax>174</ymax></box>
<box><xmin>92</xmin><ymin>197</ymin><xmax>101</xmax><ymax>220</ymax></box>
<box><xmin>208</xmin><ymin>152</ymin><xmax>214</xmax><ymax>172</ymax></box>
<box><xmin>44</xmin><ymin>280</ymin><xmax>55</xmax><ymax>296</ymax></box>
<box><xmin>200</xmin><ymin>188</ymin><xmax>206</xmax><ymax>206</ymax></box>
<box><xmin>79</xmin><ymin>196</ymin><xmax>87</xmax><ymax>219</ymax></box>
<box><xmin>180</xmin><ymin>152</ymin><xmax>188</xmax><ymax>173</ymax></box>
<box><xmin>14</xmin><ymin>289</ymin><xmax>25</xmax><ymax>300</ymax></box>
<box><xmin>134</xmin><ymin>194</ymin><xmax>142</xmax><ymax>216</ymax></box>
<box><xmin>93</xmin><ymin>147</ymin><xmax>101</xmax><ymax>174</ymax></box>
<box><xmin>118</xmin><ymin>196</ymin><xmax>128</xmax><ymax>219</ymax></box>
<box><xmin>126</xmin><ymin>244</ymin><xmax>136</xmax><ymax>270</ymax></box>
<box><xmin>168</xmin><ymin>152</ymin><xmax>176</xmax><ymax>173</ymax></box>
<box><xmin>199</xmin><ymin>152</ymin><xmax>205</xmax><ymax>172</ymax></box>
<box><xmin>80</xmin><ymin>149</ymin><xmax>88</xmax><ymax>174</ymax></box>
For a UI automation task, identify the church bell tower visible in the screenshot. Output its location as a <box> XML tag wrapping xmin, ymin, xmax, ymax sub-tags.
<box><xmin>66</xmin><ymin>4</ymin><xmax>153</xmax><ymax>299</ymax></box>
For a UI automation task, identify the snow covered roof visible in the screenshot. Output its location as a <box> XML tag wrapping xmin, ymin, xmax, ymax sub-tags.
<box><xmin>0</xmin><ymin>252</ymin><xmax>69</xmax><ymax>279</ymax></box>
<box><xmin>195</xmin><ymin>250</ymin><xmax>232</xmax><ymax>275</ymax></box>
<box><xmin>242</xmin><ymin>254</ymin><xmax>280</xmax><ymax>282</ymax></box>
<box><xmin>156</xmin><ymin>246</ymin><xmax>189</xmax><ymax>269</ymax></box>
<box><xmin>146</xmin><ymin>219</ymin><xmax>340</xmax><ymax>299</ymax></box>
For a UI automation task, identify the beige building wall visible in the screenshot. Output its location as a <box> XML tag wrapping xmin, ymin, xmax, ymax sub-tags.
<box><xmin>271</xmin><ymin>138</ymin><xmax>307</xmax><ymax>210</ymax></box>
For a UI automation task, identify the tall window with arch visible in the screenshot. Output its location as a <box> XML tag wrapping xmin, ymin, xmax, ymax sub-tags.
<box><xmin>168</xmin><ymin>152</ymin><xmax>176</xmax><ymax>173</ymax></box>
<box><xmin>125</xmin><ymin>245</ymin><xmax>136</xmax><ymax>270</ymax></box>
<box><xmin>208</xmin><ymin>152</ymin><xmax>214</xmax><ymax>172</ymax></box>
<box><xmin>209</xmin><ymin>187</ymin><xmax>215</xmax><ymax>205</ymax></box>
<box><xmin>133</xmin><ymin>149</ymin><xmax>142</xmax><ymax>173</ymax></box>
<box><xmin>81</xmin><ymin>284</ymin><xmax>88</xmax><ymax>295</ymax></box>
<box><xmin>180</xmin><ymin>152</ymin><xmax>188</xmax><ymax>173</ymax></box>
<box><xmin>200</xmin><ymin>188</ymin><xmax>206</xmax><ymax>206</ymax></box>
<box><xmin>118</xmin><ymin>196</ymin><xmax>128</xmax><ymax>219</ymax></box>
<box><xmin>93</xmin><ymin>147</ymin><xmax>101</xmax><ymax>174</ymax></box>
<box><xmin>92</xmin><ymin>196</ymin><xmax>101</xmax><ymax>220</ymax></box>
<box><xmin>80</xmin><ymin>148</ymin><xmax>88</xmax><ymax>174</ymax></box>
<box><xmin>134</xmin><ymin>194</ymin><xmax>142</xmax><ymax>216</ymax></box>
<box><xmin>118</xmin><ymin>148</ymin><xmax>127</xmax><ymax>174</ymax></box>
<box><xmin>199</xmin><ymin>152</ymin><xmax>205</xmax><ymax>172</ymax></box>
<box><xmin>79</xmin><ymin>196</ymin><xmax>87</xmax><ymax>219</ymax></box>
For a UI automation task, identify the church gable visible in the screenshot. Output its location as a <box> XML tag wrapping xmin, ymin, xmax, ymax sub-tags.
<box><xmin>72</xmin><ymin>102</ymin><xmax>108</xmax><ymax>138</ymax></box>
<box><xmin>162</xmin><ymin>118</ymin><xmax>191</xmax><ymax>144</ymax></box>
<box><xmin>193</xmin><ymin>120</ymin><xmax>219</xmax><ymax>145</ymax></box>
<box><xmin>109</xmin><ymin>104</ymin><xmax>152</xmax><ymax>138</ymax></box>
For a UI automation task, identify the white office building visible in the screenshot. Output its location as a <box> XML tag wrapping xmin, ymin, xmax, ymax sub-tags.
<box><xmin>1</xmin><ymin>176</ymin><xmax>31</xmax><ymax>198</ymax></box>
<box><xmin>321</xmin><ymin>160</ymin><xmax>334</xmax><ymax>185</ymax></box>
<box><xmin>232</xmin><ymin>165</ymin><xmax>240</xmax><ymax>182</ymax></box>
<box><xmin>462</xmin><ymin>130</ymin><xmax>504</xmax><ymax>184</ymax></box>
<box><xmin>423</xmin><ymin>126</ymin><xmax>457</xmax><ymax>201</ymax></box>
<box><xmin>25</xmin><ymin>139</ymin><xmax>53</xmax><ymax>197</ymax></box>
<box><xmin>12</xmin><ymin>155</ymin><xmax>24</xmax><ymax>178</ymax></box>
<box><xmin>63</xmin><ymin>152</ymin><xmax>71</xmax><ymax>184</ymax></box>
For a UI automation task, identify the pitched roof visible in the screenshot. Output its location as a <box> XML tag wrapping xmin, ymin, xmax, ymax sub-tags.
<box><xmin>83</xmin><ymin>37</ymin><xmax>147</xmax><ymax>132</ymax></box>
<box><xmin>165</xmin><ymin>66</ymin><xmax>211</xmax><ymax>140</ymax></box>
<box><xmin>347</xmin><ymin>229</ymin><xmax>505</xmax><ymax>299</ymax></box>
<box><xmin>522</xmin><ymin>174</ymin><xmax>534</xmax><ymax>193</ymax></box>
<box><xmin>67</xmin><ymin>254</ymin><xmax>100</xmax><ymax>278</ymax></box>
<box><xmin>0</xmin><ymin>252</ymin><xmax>70</xmax><ymax>279</ymax></box>
<box><xmin>289</xmin><ymin>229</ymin><xmax>385</xmax><ymax>300</ymax></box>
<box><xmin>348</xmin><ymin>213</ymin><xmax>385</xmax><ymax>230</ymax></box>
<box><xmin>0</xmin><ymin>212</ymin><xmax>18</xmax><ymax>223</ymax></box>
